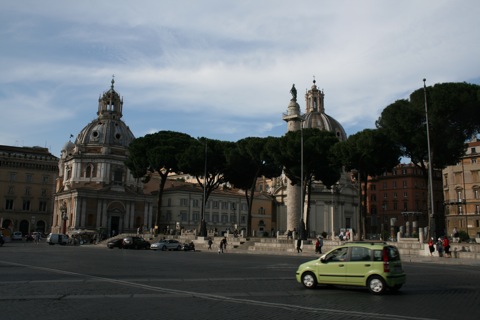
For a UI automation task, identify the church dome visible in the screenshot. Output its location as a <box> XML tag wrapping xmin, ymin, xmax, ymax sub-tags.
<box><xmin>62</xmin><ymin>140</ymin><xmax>75</xmax><ymax>153</ymax></box>
<box><xmin>302</xmin><ymin>79</ymin><xmax>347</xmax><ymax>141</ymax></box>
<box><xmin>75</xmin><ymin>79</ymin><xmax>135</xmax><ymax>148</ymax></box>
<box><xmin>303</xmin><ymin>112</ymin><xmax>347</xmax><ymax>141</ymax></box>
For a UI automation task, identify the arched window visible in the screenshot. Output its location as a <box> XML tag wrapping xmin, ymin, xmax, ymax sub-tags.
<box><xmin>85</xmin><ymin>163</ymin><xmax>96</xmax><ymax>178</ymax></box>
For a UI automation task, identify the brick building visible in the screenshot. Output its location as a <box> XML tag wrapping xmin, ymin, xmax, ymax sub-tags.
<box><xmin>366</xmin><ymin>163</ymin><xmax>444</xmax><ymax>239</ymax></box>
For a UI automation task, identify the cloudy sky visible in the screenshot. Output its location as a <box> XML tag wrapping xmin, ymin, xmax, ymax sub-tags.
<box><xmin>1</xmin><ymin>0</ymin><xmax>479</xmax><ymax>156</ymax></box>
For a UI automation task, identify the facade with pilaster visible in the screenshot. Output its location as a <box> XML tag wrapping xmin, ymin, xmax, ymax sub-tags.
<box><xmin>52</xmin><ymin>80</ymin><xmax>154</xmax><ymax>237</ymax></box>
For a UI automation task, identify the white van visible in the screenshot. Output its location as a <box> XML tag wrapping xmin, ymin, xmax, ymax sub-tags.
<box><xmin>46</xmin><ymin>233</ymin><xmax>68</xmax><ymax>245</ymax></box>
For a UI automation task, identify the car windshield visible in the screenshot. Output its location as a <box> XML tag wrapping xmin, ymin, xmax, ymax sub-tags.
<box><xmin>324</xmin><ymin>247</ymin><xmax>349</xmax><ymax>262</ymax></box>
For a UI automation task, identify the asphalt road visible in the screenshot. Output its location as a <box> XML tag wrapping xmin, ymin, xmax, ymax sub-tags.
<box><xmin>1</xmin><ymin>242</ymin><xmax>479</xmax><ymax>320</ymax></box>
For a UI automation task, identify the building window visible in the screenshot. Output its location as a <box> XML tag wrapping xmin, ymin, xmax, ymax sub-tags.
<box><xmin>39</xmin><ymin>201</ymin><xmax>47</xmax><ymax>212</ymax></box>
<box><xmin>475</xmin><ymin>205</ymin><xmax>480</xmax><ymax>215</ymax></box>
<box><xmin>5</xmin><ymin>199</ymin><xmax>14</xmax><ymax>210</ymax></box>
<box><xmin>221</xmin><ymin>214</ymin><xmax>228</xmax><ymax>223</ymax></box>
<box><xmin>258</xmin><ymin>207</ymin><xmax>265</xmax><ymax>214</ymax></box>
<box><xmin>42</xmin><ymin>175</ymin><xmax>49</xmax><ymax>184</ymax></box>
<box><xmin>26</xmin><ymin>174</ymin><xmax>33</xmax><ymax>183</ymax></box>
<box><xmin>371</xmin><ymin>195</ymin><xmax>376</xmax><ymax>201</ymax></box>
<box><xmin>180</xmin><ymin>211</ymin><xmax>187</xmax><ymax>222</ymax></box>
<box><xmin>370</xmin><ymin>184</ymin><xmax>376</xmax><ymax>191</ymax></box>
<box><xmin>212</xmin><ymin>214</ymin><xmax>219</xmax><ymax>223</ymax></box>
<box><xmin>474</xmin><ymin>189</ymin><xmax>479</xmax><ymax>199</ymax></box>
<box><xmin>8</xmin><ymin>186</ymin><xmax>15</xmax><ymax>195</ymax></box>
<box><xmin>113</xmin><ymin>169</ymin><xmax>123</xmax><ymax>185</ymax></box>
<box><xmin>457</xmin><ymin>190</ymin><xmax>463</xmax><ymax>202</ymax></box>
<box><xmin>241</xmin><ymin>215</ymin><xmax>247</xmax><ymax>223</ymax></box>
<box><xmin>230</xmin><ymin>214</ymin><xmax>236</xmax><ymax>223</ymax></box>
<box><xmin>403</xmin><ymin>202</ymin><xmax>408</xmax><ymax>211</ymax></box>
<box><xmin>205</xmin><ymin>213</ymin><xmax>210</xmax><ymax>222</ymax></box>
<box><xmin>25</xmin><ymin>187</ymin><xmax>31</xmax><ymax>196</ymax></box>
<box><xmin>393</xmin><ymin>202</ymin><xmax>398</xmax><ymax>210</ymax></box>
<box><xmin>241</xmin><ymin>203</ymin><xmax>247</xmax><ymax>211</ymax></box>
<box><xmin>383</xmin><ymin>182</ymin><xmax>387</xmax><ymax>189</ymax></box>
<box><xmin>472</xmin><ymin>158</ymin><xmax>477</xmax><ymax>164</ymax></box>
<box><xmin>192</xmin><ymin>212</ymin><xmax>200</xmax><ymax>222</ymax></box>
<box><xmin>86</xmin><ymin>163</ymin><xmax>96</xmax><ymax>178</ymax></box>
<box><xmin>393</xmin><ymin>192</ymin><xmax>397</xmax><ymax>199</ymax></box>
<box><xmin>180</xmin><ymin>198</ymin><xmax>188</xmax><ymax>206</ymax></box>
<box><xmin>402</xmin><ymin>169</ymin><xmax>407</xmax><ymax>175</ymax></box>
<box><xmin>403</xmin><ymin>192</ymin><xmax>408</xmax><ymax>198</ymax></box>
<box><xmin>458</xmin><ymin>205</ymin><xmax>463</xmax><ymax>215</ymax></box>
<box><xmin>383</xmin><ymin>193</ymin><xmax>387</xmax><ymax>199</ymax></box>
<box><xmin>23</xmin><ymin>200</ymin><xmax>31</xmax><ymax>211</ymax></box>
<box><xmin>212</xmin><ymin>201</ymin><xmax>219</xmax><ymax>209</ymax></box>
<box><xmin>192</xmin><ymin>199</ymin><xmax>199</xmax><ymax>207</ymax></box>
<box><xmin>9</xmin><ymin>172</ymin><xmax>16</xmax><ymax>182</ymax></box>
<box><xmin>403</xmin><ymin>181</ymin><xmax>407</xmax><ymax>188</ymax></box>
<box><xmin>41</xmin><ymin>188</ymin><xmax>47</xmax><ymax>196</ymax></box>
<box><xmin>221</xmin><ymin>202</ymin><xmax>228</xmax><ymax>210</ymax></box>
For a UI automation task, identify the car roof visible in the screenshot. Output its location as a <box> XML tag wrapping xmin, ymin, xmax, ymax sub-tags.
<box><xmin>341</xmin><ymin>241</ymin><xmax>391</xmax><ymax>248</ymax></box>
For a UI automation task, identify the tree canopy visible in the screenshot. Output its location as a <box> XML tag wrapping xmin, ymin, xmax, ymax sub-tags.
<box><xmin>224</xmin><ymin>136</ymin><xmax>283</xmax><ymax>236</ymax></box>
<box><xmin>376</xmin><ymin>82</ymin><xmax>480</xmax><ymax>169</ymax></box>
<box><xmin>125</xmin><ymin>130</ymin><xmax>196</xmax><ymax>228</ymax></box>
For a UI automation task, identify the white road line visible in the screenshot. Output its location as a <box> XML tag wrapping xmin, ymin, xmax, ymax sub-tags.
<box><xmin>0</xmin><ymin>260</ymin><xmax>435</xmax><ymax>320</ymax></box>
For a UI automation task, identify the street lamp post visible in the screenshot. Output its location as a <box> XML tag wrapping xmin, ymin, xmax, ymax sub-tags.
<box><xmin>60</xmin><ymin>201</ymin><xmax>68</xmax><ymax>234</ymax></box>
<box><xmin>423</xmin><ymin>79</ymin><xmax>435</xmax><ymax>240</ymax></box>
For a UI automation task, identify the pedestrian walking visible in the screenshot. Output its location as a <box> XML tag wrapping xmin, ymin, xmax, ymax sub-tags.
<box><xmin>428</xmin><ymin>237</ymin><xmax>435</xmax><ymax>256</ymax></box>
<box><xmin>208</xmin><ymin>238</ymin><xmax>213</xmax><ymax>250</ymax></box>
<box><xmin>436</xmin><ymin>238</ymin><xmax>444</xmax><ymax>257</ymax></box>
<box><xmin>34</xmin><ymin>232</ymin><xmax>41</xmax><ymax>244</ymax></box>
<box><xmin>442</xmin><ymin>236</ymin><xmax>451</xmax><ymax>258</ymax></box>
<box><xmin>219</xmin><ymin>237</ymin><xmax>227</xmax><ymax>253</ymax></box>
<box><xmin>296</xmin><ymin>238</ymin><xmax>302</xmax><ymax>253</ymax></box>
<box><xmin>318</xmin><ymin>236</ymin><xmax>323</xmax><ymax>254</ymax></box>
<box><xmin>315</xmin><ymin>238</ymin><xmax>320</xmax><ymax>254</ymax></box>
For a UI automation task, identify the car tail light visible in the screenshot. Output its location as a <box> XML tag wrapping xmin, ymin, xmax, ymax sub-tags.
<box><xmin>383</xmin><ymin>247</ymin><xmax>390</xmax><ymax>272</ymax></box>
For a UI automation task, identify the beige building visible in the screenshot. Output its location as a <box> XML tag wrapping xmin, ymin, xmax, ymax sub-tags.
<box><xmin>443</xmin><ymin>137</ymin><xmax>480</xmax><ymax>239</ymax></box>
<box><xmin>147</xmin><ymin>178</ymin><xmax>276</xmax><ymax>236</ymax></box>
<box><xmin>0</xmin><ymin>145</ymin><xmax>58</xmax><ymax>236</ymax></box>
<box><xmin>52</xmin><ymin>79</ymin><xmax>154</xmax><ymax>238</ymax></box>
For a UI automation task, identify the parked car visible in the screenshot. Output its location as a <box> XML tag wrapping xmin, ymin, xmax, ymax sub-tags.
<box><xmin>122</xmin><ymin>236</ymin><xmax>150</xmax><ymax>250</ymax></box>
<box><xmin>107</xmin><ymin>238</ymin><xmax>124</xmax><ymax>249</ymax></box>
<box><xmin>295</xmin><ymin>241</ymin><xmax>406</xmax><ymax>295</ymax></box>
<box><xmin>150</xmin><ymin>239</ymin><xmax>182</xmax><ymax>251</ymax></box>
<box><xmin>46</xmin><ymin>233</ymin><xmax>68</xmax><ymax>245</ymax></box>
<box><xmin>12</xmin><ymin>232</ymin><xmax>23</xmax><ymax>240</ymax></box>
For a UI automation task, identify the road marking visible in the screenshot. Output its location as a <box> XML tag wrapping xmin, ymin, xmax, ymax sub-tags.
<box><xmin>0</xmin><ymin>260</ymin><xmax>435</xmax><ymax>320</ymax></box>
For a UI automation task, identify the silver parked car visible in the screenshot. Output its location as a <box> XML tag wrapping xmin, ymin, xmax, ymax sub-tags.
<box><xmin>150</xmin><ymin>239</ymin><xmax>182</xmax><ymax>251</ymax></box>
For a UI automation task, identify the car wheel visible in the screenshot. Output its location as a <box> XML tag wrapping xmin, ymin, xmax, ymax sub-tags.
<box><xmin>301</xmin><ymin>272</ymin><xmax>317</xmax><ymax>289</ymax></box>
<box><xmin>367</xmin><ymin>276</ymin><xmax>386</xmax><ymax>295</ymax></box>
<box><xmin>177</xmin><ymin>245</ymin><xmax>181</xmax><ymax>251</ymax></box>
<box><xmin>161</xmin><ymin>246</ymin><xmax>167</xmax><ymax>251</ymax></box>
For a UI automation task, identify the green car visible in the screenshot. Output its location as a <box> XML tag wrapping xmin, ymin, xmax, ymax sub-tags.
<box><xmin>295</xmin><ymin>242</ymin><xmax>406</xmax><ymax>294</ymax></box>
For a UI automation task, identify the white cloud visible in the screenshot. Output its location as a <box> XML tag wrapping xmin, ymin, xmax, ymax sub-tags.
<box><xmin>0</xmin><ymin>0</ymin><xmax>479</xmax><ymax>153</ymax></box>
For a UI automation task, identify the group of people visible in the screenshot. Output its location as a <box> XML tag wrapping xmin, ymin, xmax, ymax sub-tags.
<box><xmin>207</xmin><ymin>237</ymin><xmax>228</xmax><ymax>253</ymax></box>
<box><xmin>428</xmin><ymin>235</ymin><xmax>451</xmax><ymax>257</ymax></box>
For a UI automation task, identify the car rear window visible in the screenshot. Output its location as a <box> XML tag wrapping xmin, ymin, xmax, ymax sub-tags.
<box><xmin>373</xmin><ymin>246</ymin><xmax>401</xmax><ymax>261</ymax></box>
